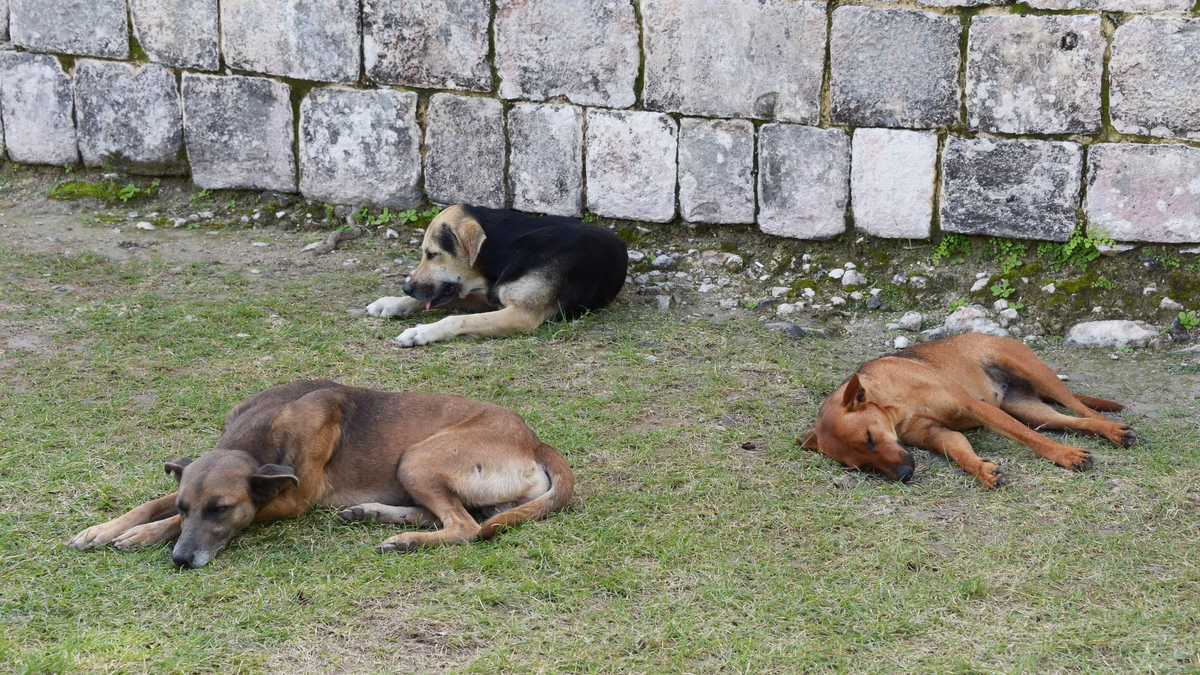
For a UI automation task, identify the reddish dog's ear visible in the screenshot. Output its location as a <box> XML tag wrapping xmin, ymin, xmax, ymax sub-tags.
<box><xmin>842</xmin><ymin>374</ymin><xmax>867</xmax><ymax>408</ymax></box>
<box><xmin>249</xmin><ymin>464</ymin><xmax>299</xmax><ymax>502</ymax></box>
<box><xmin>164</xmin><ymin>457</ymin><xmax>194</xmax><ymax>483</ymax></box>
<box><xmin>454</xmin><ymin>218</ymin><xmax>487</xmax><ymax>267</ymax></box>
<box><xmin>797</xmin><ymin>431</ymin><xmax>820</xmax><ymax>451</ymax></box>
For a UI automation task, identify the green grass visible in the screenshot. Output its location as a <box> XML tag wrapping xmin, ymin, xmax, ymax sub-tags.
<box><xmin>1</xmin><ymin>248</ymin><xmax>1199</xmax><ymax>673</ymax></box>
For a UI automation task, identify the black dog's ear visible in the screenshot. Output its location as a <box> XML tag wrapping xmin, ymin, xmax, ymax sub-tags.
<box><xmin>164</xmin><ymin>457</ymin><xmax>194</xmax><ymax>483</ymax></box>
<box><xmin>454</xmin><ymin>219</ymin><xmax>487</xmax><ymax>267</ymax></box>
<box><xmin>797</xmin><ymin>431</ymin><xmax>820</xmax><ymax>451</ymax></box>
<box><xmin>249</xmin><ymin>464</ymin><xmax>299</xmax><ymax>502</ymax></box>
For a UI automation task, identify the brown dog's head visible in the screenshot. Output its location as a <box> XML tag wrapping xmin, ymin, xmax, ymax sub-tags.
<box><xmin>165</xmin><ymin>451</ymin><xmax>298</xmax><ymax>568</ymax></box>
<box><xmin>800</xmin><ymin>373</ymin><xmax>915</xmax><ymax>482</ymax></box>
<box><xmin>402</xmin><ymin>205</ymin><xmax>489</xmax><ymax>309</ymax></box>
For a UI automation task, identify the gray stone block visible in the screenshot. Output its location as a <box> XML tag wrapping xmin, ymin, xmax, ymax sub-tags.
<box><xmin>300</xmin><ymin>88</ymin><xmax>422</xmax><ymax>207</ymax></box>
<box><xmin>851</xmin><ymin>129</ymin><xmax>936</xmax><ymax>240</ymax></box>
<box><xmin>507</xmin><ymin>103</ymin><xmax>583</xmax><ymax>217</ymax></box>
<box><xmin>912</xmin><ymin>0</ymin><xmax>1004</xmax><ymax>5</ymax></box>
<box><xmin>678</xmin><ymin>118</ymin><xmax>755</xmax><ymax>225</ymax></box>
<box><xmin>1086</xmin><ymin>144</ymin><xmax>1200</xmax><ymax>244</ymax></box>
<box><xmin>74</xmin><ymin>60</ymin><xmax>185</xmax><ymax>175</ymax></box>
<box><xmin>642</xmin><ymin>0</ymin><xmax>826</xmax><ymax>125</ymax></box>
<box><xmin>424</xmin><ymin>94</ymin><xmax>505</xmax><ymax>208</ymax></box>
<box><xmin>364</xmin><ymin>0</ymin><xmax>490</xmax><ymax>91</ymax></box>
<box><xmin>758</xmin><ymin>125</ymin><xmax>850</xmax><ymax>240</ymax></box>
<box><xmin>182</xmin><ymin>74</ymin><xmax>296</xmax><ymax>192</ymax></box>
<box><xmin>1026</xmin><ymin>0</ymin><xmax>1190</xmax><ymax>11</ymax></box>
<box><xmin>967</xmin><ymin>15</ymin><xmax>1103</xmax><ymax>135</ymax></box>
<box><xmin>10</xmin><ymin>0</ymin><xmax>128</xmax><ymax>58</ymax></box>
<box><xmin>0</xmin><ymin>0</ymin><xmax>8</xmax><ymax>42</ymax></box>
<box><xmin>130</xmin><ymin>0</ymin><xmax>221</xmax><ymax>71</ymax></box>
<box><xmin>941</xmin><ymin>137</ymin><xmax>1082</xmax><ymax>242</ymax></box>
<box><xmin>585</xmin><ymin>110</ymin><xmax>677</xmax><ymax>223</ymax></box>
<box><xmin>496</xmin><ymin>0</ymin><xmax>639</xmax><ymax>108</ymax></box>
<box><xmin>0</xmin><ymin>52</ymin><xmax>77</xmax><ymax>165</ymax></box>
<box><xmin>1111</xmin><ymin>17</ymin><xmax>1200</xmax><ymax>141</ymax></box>
<box><xmin>221</xmin><ymin>0</ymin><xmax>360</xmax><ymax>83</ymax></box>
<box><xmin>830</xmin><ymin>6</ymin><xmax>960</xmax><ymax>129</ymax></box>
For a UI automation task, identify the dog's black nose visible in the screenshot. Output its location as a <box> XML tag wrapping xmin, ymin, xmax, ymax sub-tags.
<box><xmin>402</xmin><ymin>282</ymin><xmax>414</xmax><ymax>296</ymax></box>
<box><xmin>172</xmin><ymin>552</ymin><xmax>194</xmax><ymax>569</ymax></box>
<box><xmin>895</xmin><ymin>462</ymin><xmax>915</xmax><ymax>483</ymax></box>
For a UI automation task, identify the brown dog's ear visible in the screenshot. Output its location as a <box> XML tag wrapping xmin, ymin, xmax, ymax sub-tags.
<box><xmin>454</xmin><ymin>218</ymin><xmax>487</xmax><ymax>267</ymax></box>
<box><xmin>164</xmin><ymin>457</ymin><xmax>194</xmax><ymax>483</ymax></box>
<box><xmin>797</xmin><ymin>431</ymin><xmax>820</xmax><ymax>451</ymax></box>
<box><xmin>842</xmin><ymin>374</ymin><xmax>867</xmax><ymax>409</ymax></box>
<box><xmin>249</xmin><ymin>464</ymin><xmax>299</xmax><ymax>502</ymax></box>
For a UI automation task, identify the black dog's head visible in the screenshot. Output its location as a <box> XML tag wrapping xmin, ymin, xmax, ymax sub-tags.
<box><xmin>165</xmin><ymin>451</ymin><xmax>298</xmax><ymax>568</ymax></box>
<box><xmin>403</xmin><ymin>205</ymin><xmax>489</xmax><ymax>308</ymax></box>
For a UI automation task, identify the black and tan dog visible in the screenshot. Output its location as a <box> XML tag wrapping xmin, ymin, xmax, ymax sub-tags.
<box><xmin>799</xmin><ymin>333</ymin><xmax>1136</xmax><ymax>488</ymax></box>
<box><xmin>69</xmin><ymin>380</ymin><xmax>573</xmax><ymax>567</ymax></box>
<box><xmin>368</xmin><ymin>204</ymin><xmax>628</xmax><ymax>347</ymax></box>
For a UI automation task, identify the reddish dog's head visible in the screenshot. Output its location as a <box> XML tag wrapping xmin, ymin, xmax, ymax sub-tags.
<box><xmin>800</xmin><ymin>373</ymin><xmax>915</xmax><ymax>482</ymax></box>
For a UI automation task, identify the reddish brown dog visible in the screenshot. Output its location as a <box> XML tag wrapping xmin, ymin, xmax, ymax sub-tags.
<box><xmin>69</xmin><ymin>380</ymin><xmax>573</xmax><ymax>567</ymax></box>
<box><xmin>799</xmin><ymin>334</ymin><xmax>1135</xmax><ymax>488</ymax></box>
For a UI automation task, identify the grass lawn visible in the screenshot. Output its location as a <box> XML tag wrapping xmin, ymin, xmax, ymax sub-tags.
<box><xmin>1</xmin><ymin>245</ymin><xmax>1198</xmax><ymax>674</ymax></box>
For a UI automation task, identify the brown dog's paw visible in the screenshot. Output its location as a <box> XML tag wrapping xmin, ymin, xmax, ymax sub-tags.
<box><xmin>338</xmin><ymin>506</ymin><xmax>368</xmax><ymax>522</ymax></box>
<box><xmin>977</xmin><ymin>462</ymin><xmax>1006</xmax><ymax>489</ymax></box>
<box><xmin>1056</xmin><ymin>447</ymin><xmax>1094</xmax><ymax>472</ymax></box>
<box><xmin>1118</xmin><ymin>425</ymin><xmax>1136</xmax><ymax>448</ymax></box>
<box><xmin>68</xmin><ymin>523</ymin><xmax>122</xmax><ymax>551</ymax></box>
<box><xmin>111</xmin><ymin>522</ymin><xmax>166</xmax><ymax>550</ymax></box>
<box><xmin>375</xmin><ymin>534</ymin><xmax>420</xmax><ymax>554</ymax></box>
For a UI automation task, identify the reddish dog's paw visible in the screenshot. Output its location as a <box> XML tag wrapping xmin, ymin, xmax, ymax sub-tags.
<box><xmin>1118</xmin><ymin>424</ymin><xmax>1136</xmax><ymax>448</ymax></box>
<box><xmin>1056</xmin><ymin>447</ymin><xmax>1094</xmax><ymax>472</ymax></box>
<box><xmin>976</xmin><ymin>462</ymin><xmax>1006</xmax><ymax>489</ymax></box>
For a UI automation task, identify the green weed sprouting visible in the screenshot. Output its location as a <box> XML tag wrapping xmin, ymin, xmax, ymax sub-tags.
<box><xmin>933</xmin><ymin>233</ymin><xmax>970</xmax><ymax>266</ymax></box>
<box><xmin>1180</xmin><ymin>311</ymin><xmax>1199</xmax><ymax>331</ymax></box>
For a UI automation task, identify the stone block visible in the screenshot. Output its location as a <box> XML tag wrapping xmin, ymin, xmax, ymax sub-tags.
<box><xmin>678</xmin><ymin>118</ymin><xmax>755</xmax><ymax>225</ymax></box>
<box><xmin>0</xmin><ymin>0</ymin><xmax>8</xmax><ymax>42</ymax></box>
<box><xmin>642</xmin><ymin>0</ymin><xmax>826</xmax><ymax>124</ymax></box>
<box><xmin>424</xmin><ymin>94</ymin><xmax>505</xmax><ymax>208</ymax></box>
<box><xmin>507</xmin><ymin>103</ymin><xmax>583</xmax><ymax>217</ymax></box>
<box><xmin>851</xmin><ymin>129</ymin><xmax>936</xmax><ymax>240</ymax></box>
<box><xmin>1111</xmin><ymin>18</ymin><xmax>1200</xmax><ymax>141</ymax></box>
<box><xmin>221</xmin><ymin>0</ymin><xmax>360</xmax><ymax>83</ymax></box>
<box><xmin>830</xmin><ymin>6</ymin><xmax>959</xmax><ymax>129</ymax></box>
<box><xmin>967</xmin><ymin>15</ymin><xmax>1103</xmax><ymax>134</ymax></box>
<box><xmin>585</xmin><ymin>110</ymin><xmax>677</xmax><ymax>223</ymax></box>
<box><xmin>1086</xmin><ymin>144</ymin><xmax>1200</xmax><ymax>244</ymax></box>
<box><xmin>182</xmin><ymin>74</ymin><xmax>296</xmax><ymax>192</ymax></box>
<box><xmin>74</xmin><ymin>60</ymin><xmax>186</xmax><ymax>175</ymax></box>
<box><xmin>0</xmin><ymin>52</ymin><xmax>77</xmax><ymax>165</ymax></box>
<box><xmin>10</xmin><ymin>0</ymin><xmax>128</xmax><ymax>58</ymax></box>
<box><xmin>364</xmin><ymin>0</ymin><xmax>490</xmax><ymax>91</ymax></box>
<box><xmin>757</xmin><ymin>125</ymin><xmax>850</xmax><ymax>240</ymax></box>
<box><xmin>941</xmin><ymin>137</ymin><xmax>1082</xmax><ymax>242</ymax></box>
<box><xmin>1026</xmin><ymin>0</ymin><xmax>1190</xmax><ymax>11</ymax></box>
<box><xmin>300</xmin><ymin>88</ymin><xmax>422</xmax><ymax>207</ymax></box>
<box><xmin>495</xmin><ymin>0</ymin><xmax>639</xmax><ymax>108</ymax></box>
<box><xmin>130</xmin><ymin>0</ymin><xmax>221</xmax><ymax>71</ymax></box>
<box><xmin>912</xmin><ymin>0</ymin><xmax>1005</xmax><ymax>6</ymax></box>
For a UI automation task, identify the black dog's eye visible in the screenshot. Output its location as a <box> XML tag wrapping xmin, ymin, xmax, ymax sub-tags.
<box><xmin>425</xmin><ymin>250</ymin><xmax>438</xmax><ymax>260</ymax></box>
<box><xmin>866</xmin><ymin>431</ymin><xmax>875</xmax><ymax>450</ymax></box>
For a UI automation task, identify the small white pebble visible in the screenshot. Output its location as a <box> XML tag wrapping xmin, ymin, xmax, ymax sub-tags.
<box><xmin>135</xmin><ymin>221</ymin><xmax>155</xmax><ymax>231</ymax></box>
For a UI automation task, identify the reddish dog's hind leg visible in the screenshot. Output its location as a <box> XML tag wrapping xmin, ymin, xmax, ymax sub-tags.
<box><xmin>1002</xmin><ymin>395</ymin><xmax>1135</xmax><ymax>448</ymax></box>
<box><xmin>965</xmin><ymin>401</ymin><xmax>1094</xmax><ymax>471</ymax></box>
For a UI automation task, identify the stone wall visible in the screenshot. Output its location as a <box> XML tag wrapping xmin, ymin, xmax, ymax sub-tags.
<box><xmin>1</xmin><ymin>0</ymin><xmax>1199</xmax><ymax>243</ymax></box>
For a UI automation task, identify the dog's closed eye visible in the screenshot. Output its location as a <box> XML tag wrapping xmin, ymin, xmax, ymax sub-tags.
<box><xmin>866</xmin><ymin>431</ymin><xmax>875</xmax><ymax>450</ymax></box>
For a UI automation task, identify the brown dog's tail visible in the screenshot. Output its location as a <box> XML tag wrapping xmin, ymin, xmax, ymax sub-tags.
<box><xmin>478</xmin><ymin>443</ymin><xmax>574</xmax><ymax>540</ymax></box>
<box><xmin>1077</xmin><ymin>395</ymin><xmax>1125</xmax><ymax>412</ymax></box>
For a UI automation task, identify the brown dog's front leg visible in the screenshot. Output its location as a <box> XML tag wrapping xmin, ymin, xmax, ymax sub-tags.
<box><xmin>112</xmin><ymin>514</ymin><xmax>183</xmax><ymax>550</ymax></box>
<box><xmin>965</xmin><ymin>401</ymin><xmax>1094</xmax><ymax>471</ymax></box>
<box><xmin>68</xmin><ymin>492</ymin><xmax>179</xmax><ymax>551</ymax></box>
<box><xmin>910</xmin><ymin>426</ymin><xmax>1006</xmax><ymax>489</ymax></box>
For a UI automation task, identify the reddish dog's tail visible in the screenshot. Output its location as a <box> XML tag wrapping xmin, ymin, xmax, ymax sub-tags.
<box><xmin>1077</xmin><ymin>395</ymin><xmax>1125</xmax><ymax>412</ymax></box>
<box><xmin>479</xmin><ymin>443</ymin><xmax>574</xmax><ymax>540</ymax></box>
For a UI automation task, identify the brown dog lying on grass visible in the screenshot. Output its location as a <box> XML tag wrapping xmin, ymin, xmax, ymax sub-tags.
<box><xmin>69</xmin><ymin>380</ymin><xmax>573</xmax><ymax>568</ymax></box>
<box><xmin>799</xmin><ymin>333</ymin><xmax>1136</xmax><ymax>488</ymax></box>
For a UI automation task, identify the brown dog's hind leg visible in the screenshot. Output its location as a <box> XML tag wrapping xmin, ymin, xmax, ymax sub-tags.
<box><xmin>1002</xmin><ymin>395</ymin><xmax>1136</xmax><ymax>448</ymax></box>
<box><xmin>338</xmin><ymin>503</ymin><xmax>437</xmax><ymax>526</ymax></box>
<box><xmin>68</xmin><ymin>492</ymin><xmax>179</xmax><ymax>551</ymax></box>
<box><xmin>911</xmin><ymin>426</ymin><xmax>1006</xmax><ymax>489</ymax></box>
<box><xmin>374</xmin><ymin>486</ymin><xmax>481</xmax><ymax>553</ymax></box>
<box><xmin>994</xmin><ymin>344</ymin><xmax>1116</xmax><ymax>421</ymax></box>
<box><xmin>964</xmin><ymin>401</ymin><xmax>1094</xmax><ymax>471</ymax></box>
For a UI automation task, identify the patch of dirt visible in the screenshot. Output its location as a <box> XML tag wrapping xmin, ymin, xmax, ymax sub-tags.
<box><xmin>270</xmin><ymin>594</ymin><xmax>482</xmax><ymax>674</ymax></box>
